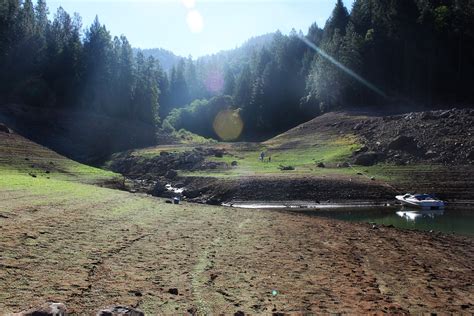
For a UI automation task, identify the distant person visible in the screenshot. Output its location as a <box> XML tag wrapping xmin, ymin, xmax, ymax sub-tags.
<box><xmin>260</xmin><ymin>151</ymin><xmax>265</xmax><ymax>161</ymax></box>
<box><xmin>268</xmin><ymin>156</ymin><xmax>271</xmax><ymax>162</ymax></box>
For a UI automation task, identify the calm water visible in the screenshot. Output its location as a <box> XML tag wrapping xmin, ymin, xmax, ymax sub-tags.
<box><xmin>296</xmin><ymin>207</ymin><xmax>474</xmax><ymax>236</ymax></box>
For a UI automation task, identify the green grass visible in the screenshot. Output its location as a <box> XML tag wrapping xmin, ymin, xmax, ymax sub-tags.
<box><xmin>182</xmin><ymin>135</ymin><xmax>362</xmax><ymax>178</ymax></box>
<box><xmin>172</xmin><ymin>129</ymin><xmax>217</xmax><ymax>145</ymax></box>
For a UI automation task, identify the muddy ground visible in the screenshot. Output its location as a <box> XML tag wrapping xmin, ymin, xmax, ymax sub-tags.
<box><xmin>1</xmin><ymin>118</ymin><xmax>474</xmax><ymax>314</ymax></box>
<box><xmin>1</xmin><ymin>191</ymin><xmax>473</xmax><ymax>314</ymax></box>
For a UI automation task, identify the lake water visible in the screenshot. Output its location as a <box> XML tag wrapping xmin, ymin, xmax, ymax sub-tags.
<box><xmin>294</xmin><ymin>206</ymin><xmax>474</xmax><ymax>236</ymax></box>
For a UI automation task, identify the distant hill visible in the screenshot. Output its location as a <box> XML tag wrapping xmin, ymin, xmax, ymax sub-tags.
<box><xmin>135</xmin><ymin>48</ymin><xmax>183</xmax><ymax>73</ymax></box>
<box><xmin>134</xmin><ymin>33</ymin><xmax>275</xmax><ymax>73</ymax></box>
<box><xmin>196</xmin><ymin>33</ymin><xmax>275</xmax><ymax>70</ymax></box>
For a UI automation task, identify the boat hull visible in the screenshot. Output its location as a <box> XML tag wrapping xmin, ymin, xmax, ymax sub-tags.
<box><xmin>396</xmin><ymin>195</ymin><xmax>445</xmax><ymax>210</ymax></box>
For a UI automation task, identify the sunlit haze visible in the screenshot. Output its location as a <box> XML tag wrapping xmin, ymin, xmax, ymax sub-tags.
<box><xmin>48</xmin><ymin>0</ymin><xmax>354</xmax><ymax>57</ymax></box>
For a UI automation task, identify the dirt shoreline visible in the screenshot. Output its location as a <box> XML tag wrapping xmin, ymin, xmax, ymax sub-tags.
<box><xmin>1</xmin><ymin>193</ymin><xmax>473</xmax><ymax>314</ymax></box>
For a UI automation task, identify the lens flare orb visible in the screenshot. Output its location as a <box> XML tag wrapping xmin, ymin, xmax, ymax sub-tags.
<box><xmin>213</xmin><ymin>110</ymin><xmax>243</xmax><ymax>141</ymax></box>
<box><xmin>182</xmin><ymin>0</ymin><xmax>195</xmax><ymax>9</ymax></box>
<box><xmin>187</xmin><ymin>10</ymin><xmax>204</xmax><ymax>33</ymax></box>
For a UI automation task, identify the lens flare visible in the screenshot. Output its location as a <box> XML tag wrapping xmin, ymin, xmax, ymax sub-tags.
<box><xmin>187</xmin><ymin>10</ymin><xmax>204</xmax><ymax>33</ymax></box>
<box><xmin>204</xmin><ymin>69</ymin><xmax>224</xmax><ymax>93</ymax></box>
<box><xmin>213</xmin><ymin>110</ymin><xmax>243</xmax><ymax>141</ymax></box>
<box><xmin>298</xmin><ymin>35</ymin><xmax>386</xmax><ymax>98</ymax></box>
<box><xmin>182</xmin><ymin>0</ymin><xmax>195</xmax><ymax>9</ymax></box>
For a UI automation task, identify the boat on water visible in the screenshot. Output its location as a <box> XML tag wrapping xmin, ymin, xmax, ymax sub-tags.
<box><xmin>395</xmin><ymin>193</ymin><xmax>445</xmax><ymax>210</ymax></box>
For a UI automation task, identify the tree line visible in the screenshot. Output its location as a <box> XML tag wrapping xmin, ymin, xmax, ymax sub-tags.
<box><xmin>0</xmin><ymin>0</ymin><xmax>162</xmax><ymax>128</ymax></box>
<box><xmin>1</xmin><ymin>0</ymin><xmax>473</xmax><ymax>142</ymax></box>
<box><xmin>166</xmin><ymin>0</ymin><xmax>474</xmax><ymax>139</ymax></box>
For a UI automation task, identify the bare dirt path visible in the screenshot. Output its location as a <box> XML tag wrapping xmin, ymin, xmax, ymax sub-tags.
<box><xmin>1</xmin><ymin>186</ymin><xmax>473</xmax><ymax>314</ymax></box>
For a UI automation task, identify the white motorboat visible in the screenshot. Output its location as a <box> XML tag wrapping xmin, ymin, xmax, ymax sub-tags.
<box><xmin>395</xmin><ymin>193</ymin><xmax>445</xmax><ymax>210</ymax></box>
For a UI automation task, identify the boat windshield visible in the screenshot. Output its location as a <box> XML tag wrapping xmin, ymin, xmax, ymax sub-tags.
<box><xmin>414</xmin><ymin>194</ymin><xmax>433</xmax><ymax>200</ymax></box>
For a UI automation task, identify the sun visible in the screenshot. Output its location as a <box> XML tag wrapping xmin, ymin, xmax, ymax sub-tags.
<box><xmin>186</xmin><ymin>10</ymin><xmax>204</xmax><ymax>33</ymax></box>
<box><xmin>182</xmin><ymin>0</ymin><xmax>195</xmax><ymax>9</ymax></box>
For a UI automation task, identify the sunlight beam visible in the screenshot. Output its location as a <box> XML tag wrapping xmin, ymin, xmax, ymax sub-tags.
<box><xmin>298</xmin><ymin>35</ymin><xmax>387</xmax><ymax>98</ymax></box>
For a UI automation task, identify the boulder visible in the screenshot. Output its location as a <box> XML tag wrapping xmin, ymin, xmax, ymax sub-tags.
<box><xmin>149</xmin><ymin>181</ymin><xmax>167</xmax><ymax>196</ymax></box>
<box><xmin>352</xmin><ymin>145</ymin><xmax>368</xmax><ymax>156</ymax></box>
<box><xmin>388</xmin><ymin>136</ymin><xmax>422</xmax><ymax>155</ymax></box>
<box><xmin>231</xmin><ymin>161</ymin><xmax>238</xmax><ymax>166</ymax></box>
<box><xmin>316</xmin><ymin>162</ymin><xmax>325</xmax><ymax>168</ymax></box>
<box><xmin>165</xmin><ymin>169</ymin><xmax>178</xmax><ymax>180</ymax></box>
<box><xmin>425</xmin><ymin>150</ymin><xmax>438</xmax><ymax>159</ymax></box>
<box><xmin>96</xmin><ymin>306</ymin><xmax>144</xmax><ymax>316</ymax></box>
<box><xmin>13</xmin><ymin>302</ymin><xmax>67</xmax><ymax>316</ymax></box>
<box><xmin>353</xmin><ymin>123</ymin><xmax>363</xmax><ymax>130</ymax></box>
<box><xmin>353</xmin><ymin>152</ymin><xmax>383</xmax><ymax>166</ymax></box>
<box><xmin>467</xmin><ymin>150</ymin><xmax>474</xmax><ymax>161</ymax></box>
<box><xmin>0</xmin><ymin>123</ymin><xmax>12</xmax><ymax>134</ymax></box>
<box><xmin>168</xmin><ymin>288</ymin><xmax>179</xmax><ymax>295</ymax></box>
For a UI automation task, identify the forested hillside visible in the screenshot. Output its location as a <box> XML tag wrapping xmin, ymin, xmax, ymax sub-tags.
<box><xmin>137</xmin><ymin>47</ymin><xmax>181</xmax><ymax>73</ymax></box>
<box><xmin>1</xmin><ymin>0</ymin><xmax>473</xmax><ymax>145</ymax></box>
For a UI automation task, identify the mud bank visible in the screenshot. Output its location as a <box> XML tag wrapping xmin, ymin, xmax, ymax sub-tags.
<box><xmin>157</xmin><ymin>175</ymin><xmax>397</xmax><ymax>205</ymax></box>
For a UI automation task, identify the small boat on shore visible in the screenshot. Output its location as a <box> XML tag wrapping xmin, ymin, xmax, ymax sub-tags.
<box><xmin>395</xmin><ymin>193</ymin><xmax>445</xmax><ymax>210</ymax></box>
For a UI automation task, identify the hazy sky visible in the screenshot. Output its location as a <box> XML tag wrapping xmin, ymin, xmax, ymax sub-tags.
<box><xmin>48</xmin><ymin>0</ymin><xmax>354</xmax><ymax>57</ymax></box>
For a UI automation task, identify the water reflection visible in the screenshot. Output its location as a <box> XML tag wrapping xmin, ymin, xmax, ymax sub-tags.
<box><xmin>291</xmin><ymin>206</ymin><xmax>474</xmax><ymax>236</ymax></box>
<box><xmin>396</xmin><ymin>208</ymin><xmax>444</xmax><ymax>221</ymax></box>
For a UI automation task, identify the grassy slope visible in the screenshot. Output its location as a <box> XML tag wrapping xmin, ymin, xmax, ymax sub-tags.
<box><xmin>130</xmin><ymin>114</ymin><xmax>397</xmax><ymax>181</ymax></box>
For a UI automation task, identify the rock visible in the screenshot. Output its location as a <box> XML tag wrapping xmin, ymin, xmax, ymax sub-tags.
<box><xmin>353</xmin><ymin>123</ymin><xmax>363</xmax><ymax>130</ymax></box>
<box><xmin>0</xmin><ymin>123</ymin><xmax>12</xmax><ymax>134</ymax></box>
<box><xmin>231</xmin><ymin>161</ymin><xmax>238</xmax><ymax>166</ymax></box>
<box><xmin>169</xmin><ymin>288</ymin><xmax>179</xmax><ymax>295</ymax></box>
<box><xmin>279</xmin><ymin>165</ymin><xmax>295</xmax><ymax>171</ymax></box>
<box><xmin>149</xmin><ymin>181</ymin><xmax>167</xmax><ymax>196</ymax></box>
<box><xmin>234</xmin><ymin>311</ymin><xmax>245</xmax><ymax>316</ymax></box>
<box><xmin>388</xmin><ymin>136</ymin><xmax>425</xmax><ymax>156</ymax></box>
<box><xmin>420</xmin><ymin>112</ymin><xmax>434</xmax><ymax>120</ymax></box>
<box><xmin>439</xmin><ymin>110</ymin><xmax>451</xmax><ymax>118</ymax></box>
<box><xmin>425</xmin><ymin>150</ymin><xmax>437</xmax><ymax>159</ymax></box>
<box><xmin>316</xmin><ymin>162</ymin><xmax>325</xmax><ymax>168</ymax></box>
<box><xmin>159</xmin><ymin>151</ymin><xmax>169</xmax><ymax>156</ymax></box>
<box><xmin>353</xmin><ymin>152</ymin><xmax>383</xmax><ymax>166</ymax></box>
<box><xmin>213</xmin><ymin>149</ymin><xmax>224</xmax><ymax>158</ymax></box>
<box><xmin>206</xmin><ymin>197</ymin><xmax>222</xmax><ymax>205</ymax></box>
<box><xmin>467</xmin><ymin>151</ymin><xmax>474</xmax><ymax>161</ymax></box>
<box><xmin>337</xmin><ymin>162</ymin><xmax>350</xmax><ymax>168</ymax></box>
<box><xmin>352</xmin><ymin>145</ymin><xmax>368</xmax><ymax>156</ymax></box>
<box><xmin>388</xmin><ymin>136</ymin><xmax>417</xmax><ymax>151</ymax></box>
<box><xmin>96</xmin><ymin>306</ymin><xmax>144</xmax><ymax>316</ymax></box>
<box><xmin>439</xmin><ymin>128</ymin><xmax>449</xmax><ymax>136</ymax></box>
<box><xmin>182</xmin><ymin>189</ymin><xmax>200</xmax><ymax>199</ymax></box>
<box><xmin>165</xmin><ymin>170</ymin><xmax>178</xmax><ymax>180</ymax></box>
<box><xmin>13</xmin><ymin>302</ymin><xmax>67</xmax><ymax>316</ymax></box>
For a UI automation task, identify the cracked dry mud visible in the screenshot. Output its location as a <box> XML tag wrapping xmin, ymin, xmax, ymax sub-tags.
<box><xmin>0</xmin><ymin>188</ymin><xmax>473</xmax><ymax>315</ymax></box>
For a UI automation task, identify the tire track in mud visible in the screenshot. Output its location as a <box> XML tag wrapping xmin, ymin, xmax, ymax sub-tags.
<box><xmin>72</xmin><ymin>228</ymin><xmax>152</xmax><ymax>308</ymax></box>
<box><xmin>191</xmin><ymin>218</ymin><xmax>251</xmax><ymax>314</ymax></box>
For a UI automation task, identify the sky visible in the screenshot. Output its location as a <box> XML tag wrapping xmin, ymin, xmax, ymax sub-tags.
<box><xmin>48</xmin><ymin>0</ymin><xmax>354</xmax><ymax>58</ymax></box>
